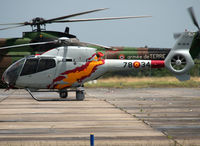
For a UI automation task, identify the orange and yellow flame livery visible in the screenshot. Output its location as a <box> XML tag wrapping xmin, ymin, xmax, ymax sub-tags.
<box><xmin>48</xmin><ymin>54</ymin><xmax>105</xmax><ymax>89</ymax></box>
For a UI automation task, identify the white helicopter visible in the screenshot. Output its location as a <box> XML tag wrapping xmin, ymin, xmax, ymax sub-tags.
<box><xmin>1</xmin><ymin>7</ymin><xmax>198</xmax><ymax>101</ymax></box>
<box><xmin>1</xmin><ymin>31</ymin><xmax>195</xmax><ymax>101</ymax></box>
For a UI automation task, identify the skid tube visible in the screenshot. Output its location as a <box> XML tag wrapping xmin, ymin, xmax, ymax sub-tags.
<box><xmin>26</xmin><ymin>88</ymin><xmax>77</xmax><ymax>101</ymax></box>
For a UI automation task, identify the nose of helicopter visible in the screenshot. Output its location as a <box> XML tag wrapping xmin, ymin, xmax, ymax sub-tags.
<box><xmin>2</xmin><ymin>69</ymin><xmax>15</xmax><ymax>87</ymax></box>
<box><xmin>2</xmin><ymin>58</ymin><xmax>25</xmax><ymax>87</ymax></box>
<box><xmin>2</xmin><ymin>67</ymin><xmax>19</xmax><ymax>87</ymax></box>
<box><xmin>2</xmin><ymin>65</ymin><xmax>19</xmax><ymax>87</ymax></box>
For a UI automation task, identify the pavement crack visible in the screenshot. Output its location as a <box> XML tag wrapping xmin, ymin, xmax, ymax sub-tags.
<box><xmin>101</xmin><ymin>98</ymin><xmax>182</xmax><ymax>146</ymax></box>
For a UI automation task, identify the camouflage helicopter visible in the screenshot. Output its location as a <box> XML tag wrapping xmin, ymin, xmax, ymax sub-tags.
<box><xmin>0</xmin><ymin>8</ymin><xmax>155</xmax><ymax>75</ymax></box>
<box><xmin>1</xmin><ymin>7</ymin><xmax>200</xmax><ymax>101</ymax></box>
<box><xmin>0</xmin><ymin>8</ymin><xmax>175</xmax><ymax>88</ymax></box>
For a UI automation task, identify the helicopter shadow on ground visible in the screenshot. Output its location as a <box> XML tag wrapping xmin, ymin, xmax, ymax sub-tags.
<box><xmin>29</xmin><ymin>91</ymin><xmax>78</xmax><ymax>101</ymax></box>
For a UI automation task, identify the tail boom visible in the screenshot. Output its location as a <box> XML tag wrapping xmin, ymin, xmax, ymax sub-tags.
<box><xmin>104</xmin><ymin>59</ymin><xmax>164</xmax><ymax>72</ymax></box>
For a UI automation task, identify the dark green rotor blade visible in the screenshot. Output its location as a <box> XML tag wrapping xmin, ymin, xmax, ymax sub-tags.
<box><xmin>188</xmin><ymin>7</ymin><xmax>200</xmax><ymax>30</ymax></box>
<box><xmin>52</xmin><ymin>15</ymin><xmax>151</xmax><ymax>23</ymax></box>
<box><xmin>0</xmin><ymin>40</ymin><xmax>57</xmax><ymax>50</ymax></box>
<box><xmin>0</xmin><ymin>24</ymin><xmax>25</xmax><ymax>31</ymax></box>
<box><xmin>0</xmin><ymin>23</ymin><xmax>24</xmax><ymax>26</ymax></box>
<box><xmin>45</xmin><ymin>8</ymin><xmax>108</xmax><ymax>23</ymax></box>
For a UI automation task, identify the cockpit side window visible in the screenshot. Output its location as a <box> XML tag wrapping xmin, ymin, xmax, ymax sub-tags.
<box><xmin>20</xmin><ymin>59</ymin><xmax>38</xmax><ymax>76</ymax></box>
<box><xmin>20</xmin><ymin>58</ymin><xmax>56</xmax><ymax>76</ymax></box>
<box><xmin>37</xmin><ymin>59</ymin><xmax>56</xmax><ymax>72</ymax></box>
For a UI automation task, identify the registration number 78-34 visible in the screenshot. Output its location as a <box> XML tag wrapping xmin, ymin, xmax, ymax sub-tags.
<box><xmin>123</xmin><ymin>61</ymin><xmax>150</xmax><ymax>68</ymax></box>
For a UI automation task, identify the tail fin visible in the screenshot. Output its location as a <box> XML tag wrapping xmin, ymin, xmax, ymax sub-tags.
<box><xmin>165</xmin><ymin>32</ymin><xmax>195</xmax><ymax>81</ymax></box>
<box><xmin>189</xmin><ymin>32</ymin><xmax>200</xmax><ymax>59</ymax></box>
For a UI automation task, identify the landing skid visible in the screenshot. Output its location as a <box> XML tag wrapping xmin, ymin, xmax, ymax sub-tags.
<box><xmin>26</xmin><ymin>88</ymin><xmax>85</xmax><ymax>101</ymax></box>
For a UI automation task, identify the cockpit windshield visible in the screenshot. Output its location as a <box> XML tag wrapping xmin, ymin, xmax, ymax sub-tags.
<box><xmin>3</xmin><ymin>58</ymin><xmax>25</xmax><ymax>86</ymax></box>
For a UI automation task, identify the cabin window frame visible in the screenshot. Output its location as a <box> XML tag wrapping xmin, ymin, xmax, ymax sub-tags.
<box><xmin>20</xmin><ymin>58</ymin><xmax>56</xmax><ymax>76</ymax></box>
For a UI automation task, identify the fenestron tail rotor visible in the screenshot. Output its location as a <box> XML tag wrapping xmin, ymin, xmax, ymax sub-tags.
<box><xmin>0</xmin><ymin>8</ymin><xmax>151</xmax><ymax>31</ymax></box>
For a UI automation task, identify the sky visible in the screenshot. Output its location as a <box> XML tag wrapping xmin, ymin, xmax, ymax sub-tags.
<box><xmin>0</xmin><ymin>0</ymin><xmax>199</xmax><ymax>48</ymax></box>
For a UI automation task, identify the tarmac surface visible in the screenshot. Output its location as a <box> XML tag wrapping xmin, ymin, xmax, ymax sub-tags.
<box><xmin>0</xmin><ymin>88</ymin><xmax>199</xmax><ymax>146</ymax></box>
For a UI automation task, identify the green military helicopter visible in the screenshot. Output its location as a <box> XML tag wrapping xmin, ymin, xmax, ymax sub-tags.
<box><xmin>0</xmin><ymin>8</ymin><xmax>169</xmax><ymax>77</ymax></box>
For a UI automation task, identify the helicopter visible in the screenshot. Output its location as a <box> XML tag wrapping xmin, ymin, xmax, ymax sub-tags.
<box><xmin>1</xmin><ymin>7</ymin><xmax>200</xmax><ymax>101</ymax></box>
<box><xmin>0</xmin><ymin>8</ymin><xmax>171</xmax><ymax>88</ymax></box>
<box><xmin>1</xmin><ymin>30</ymin><xmax>195</xmax><ymax>101</ymax></box>
<box><xmin>0</xmin><ymin>8</ymin><xmax>153</xmax><ymax>66</ymax></box>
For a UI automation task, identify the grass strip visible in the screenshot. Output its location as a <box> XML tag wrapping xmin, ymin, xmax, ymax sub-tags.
<box><xmin>85</xmin><ymin>77</ymin><xmax>200</xmax><ymax>88</ymax></box>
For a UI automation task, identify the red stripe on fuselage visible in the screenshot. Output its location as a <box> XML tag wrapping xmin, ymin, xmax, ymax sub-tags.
<box><xmin>151</xmin><ymin>60</ymin><xmax>165</xmax><ymax>68</ymax></box>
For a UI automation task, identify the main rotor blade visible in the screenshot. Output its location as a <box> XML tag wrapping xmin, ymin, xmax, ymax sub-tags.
<box><xmin>0</xmin><ymin>41</ymin><xmax>57</xmax><ymax>50</ymax></box>
<box><xmin>0</xmin><ymin>24</ymin><xmax>25</xmax><ymax>31</ymax></box>
<box><xmin>0</xmin><ymin>22</ymin><xmax>24</xmax><ymax>26</ymax></box>
<box><xmin>78</xmin><ymin>41</ymin><xmax>111</xmax><ymax>49</ymax></box>
<box><xmin>52</xmin><ymin>15</ymin><xmax>151</xmax><ymax>23</ymax></box>
<box><xmin>45</xmin><ymin>8</ymin><xmax>108</xmax><ymax>23</ymax></box>
<box><xmin>188</xmin><ymin>7</ymin><xmax>200</xmax><ymax>30</ymax></box>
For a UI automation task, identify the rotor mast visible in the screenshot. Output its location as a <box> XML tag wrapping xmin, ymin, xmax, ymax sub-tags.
<box><xmin>29</xmin><ymin>17</ymin><xmax>46</xmax><ymax>32</ymax></box>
